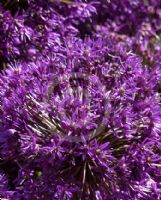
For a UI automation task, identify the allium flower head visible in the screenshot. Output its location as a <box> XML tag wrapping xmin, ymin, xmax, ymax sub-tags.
<box><xmin>0</xmin><ymin>35</ymin><xmax>161</xmax><ymax>199</ymax></box>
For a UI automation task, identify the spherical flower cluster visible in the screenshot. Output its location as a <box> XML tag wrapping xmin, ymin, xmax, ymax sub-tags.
<box><xmin>0</xmin><ymin>0</ymin><xmax>161</xmax><ymax>200</ymax></box>
<box><xmin>0</xmin><ymin>37</ymin><xmax>161</xmax><ymax>199</ymax></box>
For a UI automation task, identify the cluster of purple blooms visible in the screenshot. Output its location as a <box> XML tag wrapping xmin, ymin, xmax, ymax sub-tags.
<box><xmin>0</xmin><ymin>0</ymin><xmax>161</xmax><ymax>199</ymax></box>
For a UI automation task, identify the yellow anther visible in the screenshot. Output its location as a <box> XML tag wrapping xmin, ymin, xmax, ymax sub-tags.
<box><xmin>36</xmin><ymin>171</ymin><xmax>42</xmax><ymax>177</ymax></box>
<box><xmin>84</xmin><ymin>49</ymin><xmax>90</xmax><ymax>56</ymax></box>
<box><xmin>120</xmin><ymin>88</ymin><xmax>125</xmax><ymax>94</ymax></box>
<box><xmin>147</xmin><ymin>157</ymin><xmax>151</xmax><ymax>161</ymax></box>
<box><xmin>96</xmin><ymin>149</ymin><xmax>101</xmax><ymax>153</ymax></box>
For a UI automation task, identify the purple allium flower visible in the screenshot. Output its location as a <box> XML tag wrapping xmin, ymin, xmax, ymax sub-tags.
<box><xmin>0</xmin><ymin>34</ymin><xmax>161</xmax><ymax>199</ymax></box>
<box><xmin>0</xmin><ymin>0</ymin><xmax>160</xmax><ymax>67</ymax></box>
